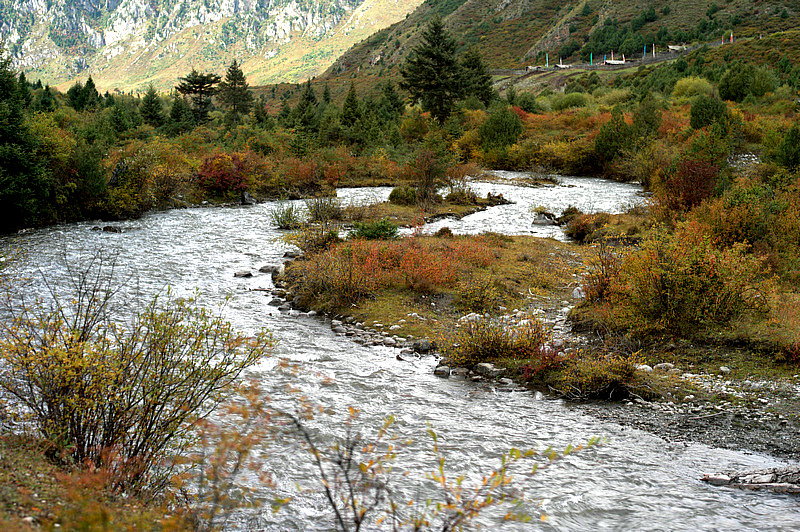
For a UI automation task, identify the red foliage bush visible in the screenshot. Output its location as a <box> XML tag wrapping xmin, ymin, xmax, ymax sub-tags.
<box><xmin>197</xmin><ymin>153</ymin><xmax>248</xmax><ymax>194</ymax></box>
<box><xmin>658</xmin><ymin>158</ymin><xmax>719</xmax><ymax>212</ymax></box>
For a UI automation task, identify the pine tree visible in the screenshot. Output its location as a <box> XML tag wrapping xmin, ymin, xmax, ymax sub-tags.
<box><xmin>293</xmin><ymin>80</ymin><xmax>319</xmax><ymax>134</ymax></box>
<box><xmin>376</xmin><ymin>82</ymin><xmax>404</xmax><ymax>125</ymax></box>
<box><xmin>17</xmin><ymin>72</ymin><xmax>32</xmax><ymax>108</ymax></box>
<box><xmin>461</xmin><ymin>48</ymin><xmax>494</xmax><ymax>106</ymax></box>
<box><xmin>341</xmin><ymin>82</ymin><xmax>362</xmax><ymax>128</ymax></box>
<box><xmin>218</xmin><ymin>60</ymin><xmax>253</xmax><ymax>127</ymax></box>
<box><xmin>140</xmin><ymin>84</ymin><xmax>164</xmax><ymax>127</ymax></box>
<box><xmin>82</xmin><ymin>76</ymin><xmax>100</xmax><ymax>110</ymax></box>
<box><xmin>165</xmin><ymin>96</ymin><xmax>195</xmax><ymax>135</ymax></box>
<box><xmin>400</xmin><ymin>15</ymin><xmax>464</xmax><ymax>123</ymax></box>
<box><xmin>176</xmin><ymin>68</ymin><xmax>221</xmax><ymax>123</ymax></box>
<box><xmin>67</xmin><ymin>81</ymin><xmax>85</xmax><ymax>110</ymax></box>
<box><xmin>322</xmin><ymin>84</ymin><xmax>332</xmax><ymax>105</ymax></box>
<box><xmin>36</xmin><ymin>85</ymin><xmax>57</xmax><ymax>112</ymax></box>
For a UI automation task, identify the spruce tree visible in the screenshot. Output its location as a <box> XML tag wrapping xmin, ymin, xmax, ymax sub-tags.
<box><xmin>17</xmin><ymin>72</ymin><xmax>32</xmax><ymax>108</ymax></box>
<box><xmin>461</xmin><ymin>48</ymin><xmax>494</xmax><ymax>106</ymax></box>
<box><xmin>176</xmin><ymin>68</ymin><xmax>221</xmax><ymax>124</ymax></box>
<box><xmin>341</xmin><ymin>82</ymin><xmax>362</xmax><ymax>128</ymax></box>
<box><xmin>82</xmin><ymin>76</ymin><xmax>100</xmax><ymax>110</ymax></box>
<box><xmin>377</xmin><ymin>82</ymin><xmax>404</xmax><ymax>125</ymax></box>
<box><xmin>400</xmin><ymin>15</ymin><xmax>464</xmax><ymax>123</ymax></box>
<box><xmin>166</xmin><ymin>96</ymin><xmax>194</xmax><ymax>135</ymax></box>
<box><xmin>218</xmin><ymin>60</ymin><xmax>253</xmax><ymax>127</ymax></box>
<box><xmin>140</xmin><ymin>84</ymin><xmax>164</xmax><ymax>127</ymax></box>
<box><xmin>322</xmin><ymin>84</ymin><xmax>332</xmax><ymax>105</ymax></box>
<box><xmin>293</xmin><ymin>80</ymin><xmax>319</xmax><ymax>134</ymax></box>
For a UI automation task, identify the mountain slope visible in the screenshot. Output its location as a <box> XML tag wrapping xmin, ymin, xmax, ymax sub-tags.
<box><xmin>321</xmin><ymin>0</ymin><xmax>799</xmax><ymax>86</ymax></box>
<box><xmin>0</xmin><ymin>0</ymin><xmax>423</xmax><ymax>91</ymax></box>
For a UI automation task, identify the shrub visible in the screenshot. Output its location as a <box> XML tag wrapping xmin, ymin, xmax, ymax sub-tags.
<box><xmin>0</xmin><ymin>255</ymin><xmax>271</xmax><ymax>495</ymax></box>
<box><xmin>305</xmin><ymin>195</ymin><xmax>343</xmax><ymax>223</ymax></box>
<box><xmin>775</xmin><ymin>125</ymin><xmax>800</xmax><ymax>170</ymax></box>
<box><xmin>612</xmin><ymin>225</ymin><xmax>769</xmax><ymax>331</ymax></box>
<box><xmin>690</xmin><ymin>94</ymin><xmax>727</xmax><ymax>130</ymax></box>
<box><xmin>552</xmin><ymin>92</ymin><xmax>587</xmax><ymax>111</ymax></box>
<box><xmin>350</xmin><ymin>219</ymin><xmax>399</xmax><ymax>240</ymax></box>
<box><xmin>456</xmin><ymin>273</ymin><xmax>499</xmax><ymax>312</ymax></box>
<box><xmin>197</xmin><ymin>152</ymin><xmax>248</xmax><ymax>194</ymax></box>
<box><xmin>564</xmin><ymin>212</ymin><xmax>611</xmax><ymax>243</ymax></box>
<box><xmin>479</xmin><ymin>104</ymin><xmax>523</xmax><ymax>151</ymax></box>
<box><xmin>554</xmin><ymin>353</ymin><xmax>640</xmax><ymax>400</ymax></box>
<box><xmin>445</xmin><ymin>184</ymin><xmax>478</xmax><ymax>205</ymax></box>
<box><xmin>594</xmin><ymin>108</ymin><xmax>632</xmax><ymax>164</ymax></box>
<box><xmin>388</xmin><ymin>185</ymin><xmax>417</xmax><ymax>205</ymax></box>
<box><xmin>671</xmin><ymin>76</ymin><xmax>713</xmax><ymax>98</ymax></box>
<box><xmin>270</xmin><ymin>201</ymin><xmax>304</xmax><ymax>229</ymax></box>
<box><xmin>656</xmin><ymin>158</ymin><xmax>719</xmax><ymax>213</ymax></box>
<box><xmin>439</xmin><ymin>315</ymin><xmax>549</xmax><ymax>367</ymax></box>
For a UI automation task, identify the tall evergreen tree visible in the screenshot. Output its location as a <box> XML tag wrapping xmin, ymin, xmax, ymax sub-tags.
<box><xmin>293</xmin><ymin>80</ymin><xmax>319</xmax><ymax>134</ymax></box>
<box><xmin>341</xmin><ymin>82</ymin><xmax>362</xmax><ymax>128</ymax></box>
<box><xmin>460</xmin><ymin>48</ymin><xmax>494</xmax><ymax>106</ymax></box>
<box><xmin>36</xmin><ymin>85</ymin><xmax>57</xmax><ymax>112</ymax></box>
<box><xmin>17</xmin><ymin>72</ymin><xmax>32</xmax><ymax>108</ymax></box>
<box><xmin>0</xmin><ymin>56</ymin><xmax>49</xmax><ymax>230</ymax></box>
<box><xmin>82</xmin><ymin>76</ymin><xmax>100</xmax><ymax>110</ymax></box>
<box><xmin>165</xmin><ymin>96</ymin><xmax>195</xmax><ymax>135</ymax></box>
<box><xmin>322</xmin><ymin>83</ymin><xmax>332</xmax><ymax>105</ymax></box>
<box><xmin>400</xmin><ymin>15</ymin><xmax>464</xmax><ymax>123</ymax></box>
<box><xmin>218</xmin><ymin>60</ymin><xmax>253</xmax><ymax>127</ymax></box>
<box><xmin>176</xmin><ymin>69</ymin><xmax>221</xmax><ymax>124</ymax></box>
<box><xmin>139</xmin><ymin>84</ymin><xmax>164</xmax><ymax>127</ymax></box>
<box><xmin>377</xmin><ymin>82</ymin><xmax>405</xmax><ymax>125</ymax></box>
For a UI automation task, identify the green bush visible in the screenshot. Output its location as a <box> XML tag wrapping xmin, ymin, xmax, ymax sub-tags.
<box><xmin>690</xmin><ymin>94</ymin><xmax>726</xmax><ymax>129</ymax></box>
<box><xmin>305</xmin><ymin>195</ymin><xmax>343</xmax><ymax>223</ymax></box>
<box><xmin>479</xmin><ymin>103</ymin><xmax>523</xmax><ymax>151</ymax></box>
<box><xmin>552</xmin><ymin>92</ymin><xmax>587</xmax><ymax>111</ymax></box>
<box><xmin>671</xmin><ymin>76</ymin><xmax>714</xmax><ymax>98</ymax></box>
<box><xmin>388</xmin><ymin>185</ymin><xmax>417</xmax><ymax>205</ymax></box>
<box><xmin>350</xmin><ymin>219</ymin><xmax>399</xmax><ymax>240</ymax></box>
<box><xmin>270</xmin><ymin>201</ymin><xmax>304</xmax><ymax>229</ymax></box>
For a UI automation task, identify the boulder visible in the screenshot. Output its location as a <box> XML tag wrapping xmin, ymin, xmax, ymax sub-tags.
<box><xmin>653</xmin><ymin>363</ymin><xmax>675</xmax><ymax>372</ymax></box>
<box><xmin>532</xmin><ymin>212</ymin><xmax>557</xmax><ymax>225</ymax></box>
<box><xmin>383</xmin><ymin>337</ymin><xmax>397</xmax><ymax>347</ymax></box>
<box><xmin>434</xmin><ymin>365</ymin><xmax>451</xmax><ymax>378</ymax></box>
<box><xmin>413</xmin><ymin>339</ymin><xmax>432</xmax><ymax>354</ymax></box>
<box><xmin>259</xmin><ymin>264</ymin><xmax>279</xmax><ymax>274</ymax></box>
<box><xmin>475</xmin><ymin>362</ymin><xmax>504</xmax><ymax>378</ymax></box>
<box><xmin>702</xmin><ymin>465</ymin><xmax>800</xmax><ymax>494</ymax></box>
<box><xmin>636</xmin><ymin>364</ymin><xmax>654</xmax><ymax>373</ymax></box>
<box><xmin>102</xmin><ymin>225</ymin><xmax>122</xmax><ymax>233</ymax></box>
<box><xmin>241</xmin><ymin>191</ymin><xmax>256</xmax><ymax>205</ymax></box>
<box><xmin>234</xmin><ymin>271</ymin><xmax>253</xmax><ymax>278</ymax></box>
<box><xmin>268</xmin><ymin>298</ymin><xmax>282</xmax><ymax>307</ymax></box>
<box><xmin>283</xmin><ymin>250</ymin><xmax>300</xmax><ymax>258</ymax></box>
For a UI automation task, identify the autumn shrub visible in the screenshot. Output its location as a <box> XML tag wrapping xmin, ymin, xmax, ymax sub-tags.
<box><xmin>553</xmin><ymin>353</ymin><xmax>640</xmax><ymax>400</ymax></box>
<box><xmin>690</xmin><ymin>94</ymin><xmax>727</xmax><ymax>130</ymax></box>
<box><xmin>611</xmin><ymin>225</ymin><xmax>770</xmax><ymax>331</ymax></box>
<box><xmin>196</xmin><ymin>152</ymin><xmax>249</xmax><ymax>195</ymax></box>
<box><xmin>439</xmin><ymin>315</ymin><xmax>549</xmax><ymax>367</ymax></box>
<box><xmin>654</xmin><ymin>157</ymin><xmax>719</xmax><ymax>214</ymax></box>
<box><xmin>584</xmin><ymin>239</ymin><xmax>622</xmax><ymax>302</ymax></box>
<box><xmin>564</xmin><ymin>212</ymin><xmax>611</xmax><ymax>243</ymax></box>
<box><xmin>0</xmin><ymin>255</ymin><xmax>271</xmax><ymax>496</ymax></box>
<box><xmin>552</xmin><ymin>92</ymin><xmax>587</xmax><ymax>111</ymax></box>
<box><xmin>286</xmin><ymin>237</ymin><xmax>497</xmax><ymax>310</ymax></box>
<box><xmin>456</xmin><ymin>272</ymin><xmax>499</xmax><ymax>312</ymax></box>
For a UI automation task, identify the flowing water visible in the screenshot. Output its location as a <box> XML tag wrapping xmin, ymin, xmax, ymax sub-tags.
<box><xmin>2</xmin><ymin>174</ymin><xmax>798</xmax><ymax>531</ymax></box>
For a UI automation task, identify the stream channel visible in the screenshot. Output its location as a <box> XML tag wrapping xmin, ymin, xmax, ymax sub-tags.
<box><xmin>3</xmin><ymin>172</ymin><xmax>798</xmax><ymax>530</ymax></box>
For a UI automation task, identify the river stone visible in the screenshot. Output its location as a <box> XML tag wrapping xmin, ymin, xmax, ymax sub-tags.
<box><xmin>720</xmin><ymin>366</ymin><xmax>732</xmax><ymax>374</ymax></box>
<box><xmin>283</xmin><ymin>250</ymin><xmax>300</xmax><ymax>258</ymax></box>
<box><xmin>259</xmin><ymin>265</ymin><xmax>279</xmax><ymax>274</ymax></box>
<box><xmin>268</xmin><ymin>298</ymin><xmax>282</xmax><ymax>306</ymax></box>
<box><xmin>389</xmin><ymin>325</ymin><xmax>401</xmax><ymax>331</ymax></box>
<box><xmin>241</xmin><ymin>191</ymin><xmax>256</xmax><ymax>205</ymax></box>
<box><xmin>572</xmin><ymin>286</ymin><xmax>586</xmax><ymax>300</ymax></box>
<box><xmin>475</xmin><ymin>363</ymin><xmax>504</xmax><ymax>378</ymax></box>
<box><xmin>271</xmin><ymin>264</ymin><xmax>286</xmax><ymax>285</ymax></box>
<box><xmin>434</xmin><ymin>365</ymin><xmax>451</xmax><ymax>378</ymax></box>
<box><xmin>636</xmin><ymin>364</ymin><xmax>654</xmax><ymax>373</ymax></box>
<box><xmin>331</xmin><ymin>319</ymin><xmax>342</xmax><ymax>327</ymax></box>
<box><xmin>383</xmin><ymin>337</ymin><xmax>397</xmax><ymax>347</ymax></box>
<box><xmin>532</xmin><ymin>212</ymin><xmax>556</xmax><ymax>225</ymax></box>
<box><xmin>332</xmin><ymin>326</ymin><xmax>347</xmax><ymax>334</ymax></box>
<box><xmin>278</xmin><ymin>304</ymin><xmax>291</xmax><ymax>311</ymax></box>
<box><xmin>307</xmin><ymin>310</ymin><xmax>317</xmax><ymax>317</ymax></box>
<box><xmin>533</xmin><ymin>391</ymin><xmax>545</xmax><ymax>400</ymax></box>
<box><xmin>102</xmin><ymin>225</ymin><xmax>122</xmax><ymax>233</ymax></box>
<box><xmin>653</xmin><ymin>363</ymin><xmax>675</xmax><ymax>372</ymax></box>
<box><xmin>413</xmin><ymin>339</ymin><xmax>432</xmax><ymax>353</ymax></box>
<box><xmin>234</xmin><ymin>271</ymin><xmax>253</xmax><ymax>278</ymax></box>
<box><xmin>451</xmin><ymin>367</ymin><xmax>469</xmax><ymax>378</ymax></box>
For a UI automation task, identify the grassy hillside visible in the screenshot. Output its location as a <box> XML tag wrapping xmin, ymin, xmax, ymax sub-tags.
<box><xmin>295</xmin><ymin>0</ymin><xmax>798</xmax><ymax>99</ymax></box>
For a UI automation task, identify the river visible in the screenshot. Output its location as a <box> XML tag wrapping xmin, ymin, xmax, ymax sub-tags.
<box><xmin>2</xmin><ymin>174</ymin><xmax>798</xmax><ymax>530</ymax></box>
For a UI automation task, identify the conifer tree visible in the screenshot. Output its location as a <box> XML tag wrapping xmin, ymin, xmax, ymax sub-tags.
<box><xmin>36</xmin><ymin>85</ymin><xmax>57</xmax><ymax>112</ymax></box>
<box><xmin>460</xmin><ymin>48</ymin><xmax>494</xmax><ymax>106</ymax></box>
<box><xmin>17</xmin><ymin>72</ymin><xmax>32</xmax><ymax>108</ymax></box>
<box><xmin>140</xmin><ymin>84</ymin><xmax>164</xmax><ymax>127</ymax></box>
<box><xmin>377</xmin><ymin>81</ymin><xmax>405</xmax><ymax>124</ymax></box>
<box><xmin>400</xmin><ymin>15</ymin><xmax>464</xmax><ymax>123</ymax></box>
<box><xmin>82</xmin><ymin>76</ymin><xmax>100</xmax><ymax>110</ymax></box>
<box><xmin>165</xmin><ymin>96</ymin><xmax>194</xmax><ymax>135</ymax></box>
<box><xmin>293</xmin><ymin>80</ymin><xmax>319</xmax><ymax>134</ymax></box>
<box><xmin>218</xmin><ymin>60</ymin><xmax>253</xmax><ymax>127</ymax></box>
<box><xmin>322</xmin><ymin>83</ymin><xmax>332</xmax><ymax>105</ymax></box>
<box><xmin>341</xmin><ymin>82</ymin><xmax>362</xmax><ymax>128</ymax></box>
<box><xmin>176</xmin><ymin>68</ymin><xmax>221</xmax><ymax>124</ymax></box>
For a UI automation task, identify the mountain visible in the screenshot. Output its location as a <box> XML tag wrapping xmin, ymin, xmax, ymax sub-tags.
<box><xmin>0</xmin><ymin>0</ymin><xmax>424</xmax><ymax>91</ymax></box>
<box><xmin>318</xmin><ymin>0</ymin><xmax>799</xmax><ymax>90</ymax></box>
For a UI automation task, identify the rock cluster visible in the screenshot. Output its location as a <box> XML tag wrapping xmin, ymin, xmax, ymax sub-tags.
<box><xmin>703</xmin><ymin>465</ymin><xmax>800</xmax><ymax>494</ymax></box>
